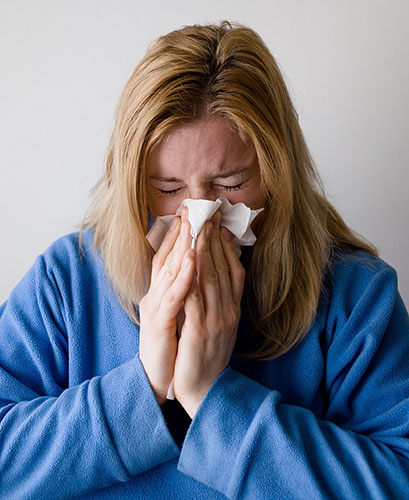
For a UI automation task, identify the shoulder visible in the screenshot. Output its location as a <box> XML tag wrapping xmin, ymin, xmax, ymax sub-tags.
<box><xmin>326</xmin><ymin>249</ymin><xmax>397</xmax><ymax>306</ymax></box>
<box><xmin>34</xmin><ymin>229</ymin><xmax>109</xmax><ymax>309</ymax></box>
<box><xmin>39</xmin><ymin>229</ymin><xmax>100</xmax><ymax>278</ymax></box>
<box><xmin>321</xmin><ymin>249</ymin><xmax>401</xmax><ymax>344</ymax></box>
<box><xmin>41</xmin><ymin>229</ymin><xmax>96</xmax><ymax>267</ymax></box>
<box><xmin>1</xmin><ymin>230</ymin><xmax>101</xmax><ymax>334</ymax></box>
<box><xmin>330</xmin><ymin>248</ymin><xmax>393</xmax><ymax>274</ymax></box>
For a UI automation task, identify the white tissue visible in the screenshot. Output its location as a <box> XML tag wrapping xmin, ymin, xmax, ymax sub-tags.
<box><xmin>146</xmin><ymin>198</ymin><xmax>264</xmax><ymax>400</ymax></box>
<box><xmin>146</xmin><ymin>198</ymin><xmax>263</xmax><ymax>253</ymax></box>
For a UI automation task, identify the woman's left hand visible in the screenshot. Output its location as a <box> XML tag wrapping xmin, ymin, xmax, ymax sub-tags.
<box><xmin>173</xmin><ymin>211</ymin><xmax>246</xmax><ymax>418</ymax></box>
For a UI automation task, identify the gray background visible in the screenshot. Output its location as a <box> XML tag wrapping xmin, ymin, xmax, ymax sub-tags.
<box><xmin>1</xmin><ymin>0</ymin><xmax>408</xmax><ymax>305</ymax></box>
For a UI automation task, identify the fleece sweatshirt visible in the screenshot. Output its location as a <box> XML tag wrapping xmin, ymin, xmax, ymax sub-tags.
<box><xmin>0</xmin><ymin>229</ymin><xmax>409</xmax><ymax>499</ymax></box>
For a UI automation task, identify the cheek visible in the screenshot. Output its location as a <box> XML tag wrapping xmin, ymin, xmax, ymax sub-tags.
<box><xmin>147</xmin><ymin>194</ymin><xmax>185</xmax><ymax>217</ymax></box>
<box><xmin>247</xmin><ymin>178</ymin><xmax>266</xmax><ymax>210</ymax></box>
<box><xmin>225</xmin><ymin>187</ymin><xmax>265</xmax><ymax>211</ymax></box>
<box><xmin>247</xmin><ymin>189</ymin><xmax>265</xmax><ymax>210</ymax></box>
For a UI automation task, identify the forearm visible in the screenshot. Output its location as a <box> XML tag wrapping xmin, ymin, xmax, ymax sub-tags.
<box><xmin>179</xmin><ymin>368</ymin><xmax>409</xmax><ymax>500</ymax></box>
<box><xmin>0</xmin><ymin>357</ymin><xmax>179</xmax><ymax>499</ymax></box>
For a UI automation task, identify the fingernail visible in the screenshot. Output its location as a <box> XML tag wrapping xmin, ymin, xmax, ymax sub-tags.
<box><xmin>222</xmin><ymin>227</ymin><xmax>234</xmax><ymax>240</ymax></box>
<box><xmin>206</xmin><ymin>221</ymin><xmax>213</xmax><ymax>238</ymax></box>
<box><xmin>181</xmin><ymin>207</ymin><xmax>187</xmax><ymax>222</ymax></box>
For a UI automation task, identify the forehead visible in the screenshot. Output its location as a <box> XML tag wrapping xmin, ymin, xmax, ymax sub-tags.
<box><xmin>147</xmin><ymin>116</ymin><xmax>256</xmax><ymax>177</ymax></box>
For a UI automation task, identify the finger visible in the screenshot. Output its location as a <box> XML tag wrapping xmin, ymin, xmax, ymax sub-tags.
<box><xmin>151</xmin><ymin>215</ymin><xmax>180</xmax><ymax>281</ymax></box>
<box><xmin>158</xmin><ymin>249</ymin><xmax>196</xmax><ymax>324</ymax></box>
<box><xmin>220</xmin><ymin>227</ymin><xmax>246</xmax><ymax>307</ymax></box>
<box><xmin>183</xmin><ymin>270</ymin><xmax>205</xmax><ymax>324</ymax></box>
<box><xmin>159</xmin><ymin>215</ymin><xmax>191</xmax><ymax>277</ymax></box>
<box><xmin>196</xmin><ymin>220</ymin><xmax>221</xmax><ymax>313</ymax></box>
<box><xmin>209</xmin><ymin>211</ymin><xmax>233</xmax><ymax>305</ymax></box>
<box><xmin>153</xmin><ymin>222</ymin><xmax>193</xmax><ymax>306</ymax></box>
<box><xmin>152</xmin><ymin>207</ymin><xmax>192</xmax><ymax>282</ymax></box>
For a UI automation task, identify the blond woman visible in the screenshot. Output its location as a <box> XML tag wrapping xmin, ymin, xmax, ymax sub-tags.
<box><xmin>1</xmin><ymin>22</ymin><xmax>408</xmax><ymax>499</ymax></box>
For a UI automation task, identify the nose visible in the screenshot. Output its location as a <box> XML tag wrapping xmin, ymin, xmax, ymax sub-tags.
<box><xmin>187</xmin><ymin>185</ymin><xmax>217</xmax><ymax>201</ymax></box>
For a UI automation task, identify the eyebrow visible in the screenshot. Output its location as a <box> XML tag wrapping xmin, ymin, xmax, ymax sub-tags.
<box><xmin>148</xmin><ymin>167</ymin><xmax>251</xmax><ymax>183</ymax></box>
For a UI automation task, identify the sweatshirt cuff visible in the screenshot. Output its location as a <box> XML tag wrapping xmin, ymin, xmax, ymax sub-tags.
<box><xmin>99</xmin><ymin>355</ymin><xmax>180</xmax><ymax>476</ymax></box>
<box><xmin>177</xmin><ymin>367</ymin><xmax>277</xmax><ymax>497</ymax></box>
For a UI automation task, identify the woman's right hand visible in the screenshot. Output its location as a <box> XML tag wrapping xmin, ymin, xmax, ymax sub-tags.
<box><xmin>139</xmin><ymin>208</ymin><xmax>195</xmax><ymax>406</ymax></box>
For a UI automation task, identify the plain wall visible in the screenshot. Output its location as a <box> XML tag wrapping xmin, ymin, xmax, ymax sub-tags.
<box><xmin>1</xmin><ymin>0</ymin><xmax>408</xmax><ymax>305</ymax></box>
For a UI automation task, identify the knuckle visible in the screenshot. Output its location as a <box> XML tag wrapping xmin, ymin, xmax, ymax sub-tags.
<box><xmin>211</xmin><ymin>227</ymin><xmax>219</xmax><ymax>240</ymax></box>
<box><xmin>163</xmin><ymin>290</ymin><xmax>177</xmax><ymax>305</ymax></box>
<box><xmin>162</xmin><ymin>267</ymin><xmax>174</xmax><ymax>280</ymax></box>
<box><xmin>192</xmin><ymin>287</ymin><xmax>202</xmax><ymax>302</ymax></box>
<box><xmin>206</xmin><ymin>268</ymin><xmax>219</xmax><ymax>284</ymax></box>
<box><xmin>216</xmin><ymin>259</ymin><xmax>230</xmax><ymax>274</ymax></box>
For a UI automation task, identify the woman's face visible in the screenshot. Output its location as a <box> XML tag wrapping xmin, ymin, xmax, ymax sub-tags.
<box><xmin>146</xmin><ymin>116</ymin><xmax>265</xmax><ymax>219</ymax></box>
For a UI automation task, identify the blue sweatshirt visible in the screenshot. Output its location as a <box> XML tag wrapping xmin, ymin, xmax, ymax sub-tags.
<box><xmin>0</xmin><ymin>230</ymin><xmax>409</xmax><ymax>499</ymax></box>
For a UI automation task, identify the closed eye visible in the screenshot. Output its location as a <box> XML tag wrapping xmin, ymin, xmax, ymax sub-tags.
<box><xmin>157</xmin><ymin>182</ymin><xmax>245</xmax><ymax>196</ymax></box>
<box><xmin>220</xmin><ymin>183</ymin><xmax>244</xmax><ymax>191</ymax></box>
<box><xmin>158</xmin><ymin>188</ymin><xmax>181</xmax><ymax>196</ymax></box>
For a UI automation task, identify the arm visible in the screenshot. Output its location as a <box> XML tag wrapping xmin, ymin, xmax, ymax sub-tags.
<box><xmin>177</xmin><ymin>262</ymin><xmax>409</xmax><ymax>499</ymax></box>
<box><xmin>0</xmin><ymin>253</ymin><xmax>179</xmax><ymax>498</ymax></box>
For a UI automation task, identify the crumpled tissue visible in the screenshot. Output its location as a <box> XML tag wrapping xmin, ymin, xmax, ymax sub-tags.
<box><xmin>146</xmin><ymin>197</ymin><xmax>263</xmax><ymax>253</ymax></box>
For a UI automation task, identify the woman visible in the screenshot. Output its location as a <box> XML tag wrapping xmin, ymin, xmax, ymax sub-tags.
<box><xmin>1</xmin><ymin>21</ymin><xmax>408</xmax><ymax>499</ymax></box>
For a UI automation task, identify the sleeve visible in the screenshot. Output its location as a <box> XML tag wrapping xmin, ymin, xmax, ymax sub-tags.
<box><xmin>177</xmin><ymin>264</ymin><xmax>409</xmax><ymax>499</ymax></box>
<box><xmin>0</xmin><ymin>256</ymin><xmax>179</xmax><ymax>499</ymax></box>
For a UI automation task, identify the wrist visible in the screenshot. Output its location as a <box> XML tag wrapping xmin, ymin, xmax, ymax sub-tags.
<box><xmin>179</xmin><ymin>397</ymin><xmax>202</xmax><ymax>419</ymax></box>
<box><xmin>177</xmin><ymin>387</ymin><xmax>209</xmax><ymax>418</ymax></box>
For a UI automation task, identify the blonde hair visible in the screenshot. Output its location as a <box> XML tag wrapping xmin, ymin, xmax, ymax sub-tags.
<box><xmin>82</xmin><ymin>21</ymin><xmax>377</xmax><ymax>360</ymax></box>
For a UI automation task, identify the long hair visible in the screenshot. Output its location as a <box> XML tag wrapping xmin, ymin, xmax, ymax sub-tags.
<box><xmin>82</xmin><ymin>21</ymin><xmax>377</xmax><ymax>360</ymax></box>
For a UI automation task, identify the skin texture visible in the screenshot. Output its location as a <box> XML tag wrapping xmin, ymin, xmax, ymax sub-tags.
<box><xmin>139</xmin><ymin>116</ymin><xmax>265</xmax><ymax>418</ymax></box>
<box><xmin>146</xmin><ymin>115</ymin><xmax>265</xmax><ymax>216</ymax></box>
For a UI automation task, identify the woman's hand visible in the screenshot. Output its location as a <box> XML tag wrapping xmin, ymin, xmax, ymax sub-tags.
<box><xmin>173</xmin><ymin>211</ymin><xmax>246</xmax><ymax>418</ymax></box>
<box><xmin>139</xmin><ymin>209</ymin><xmax>195</xmax><ymax>406</ymax></box>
